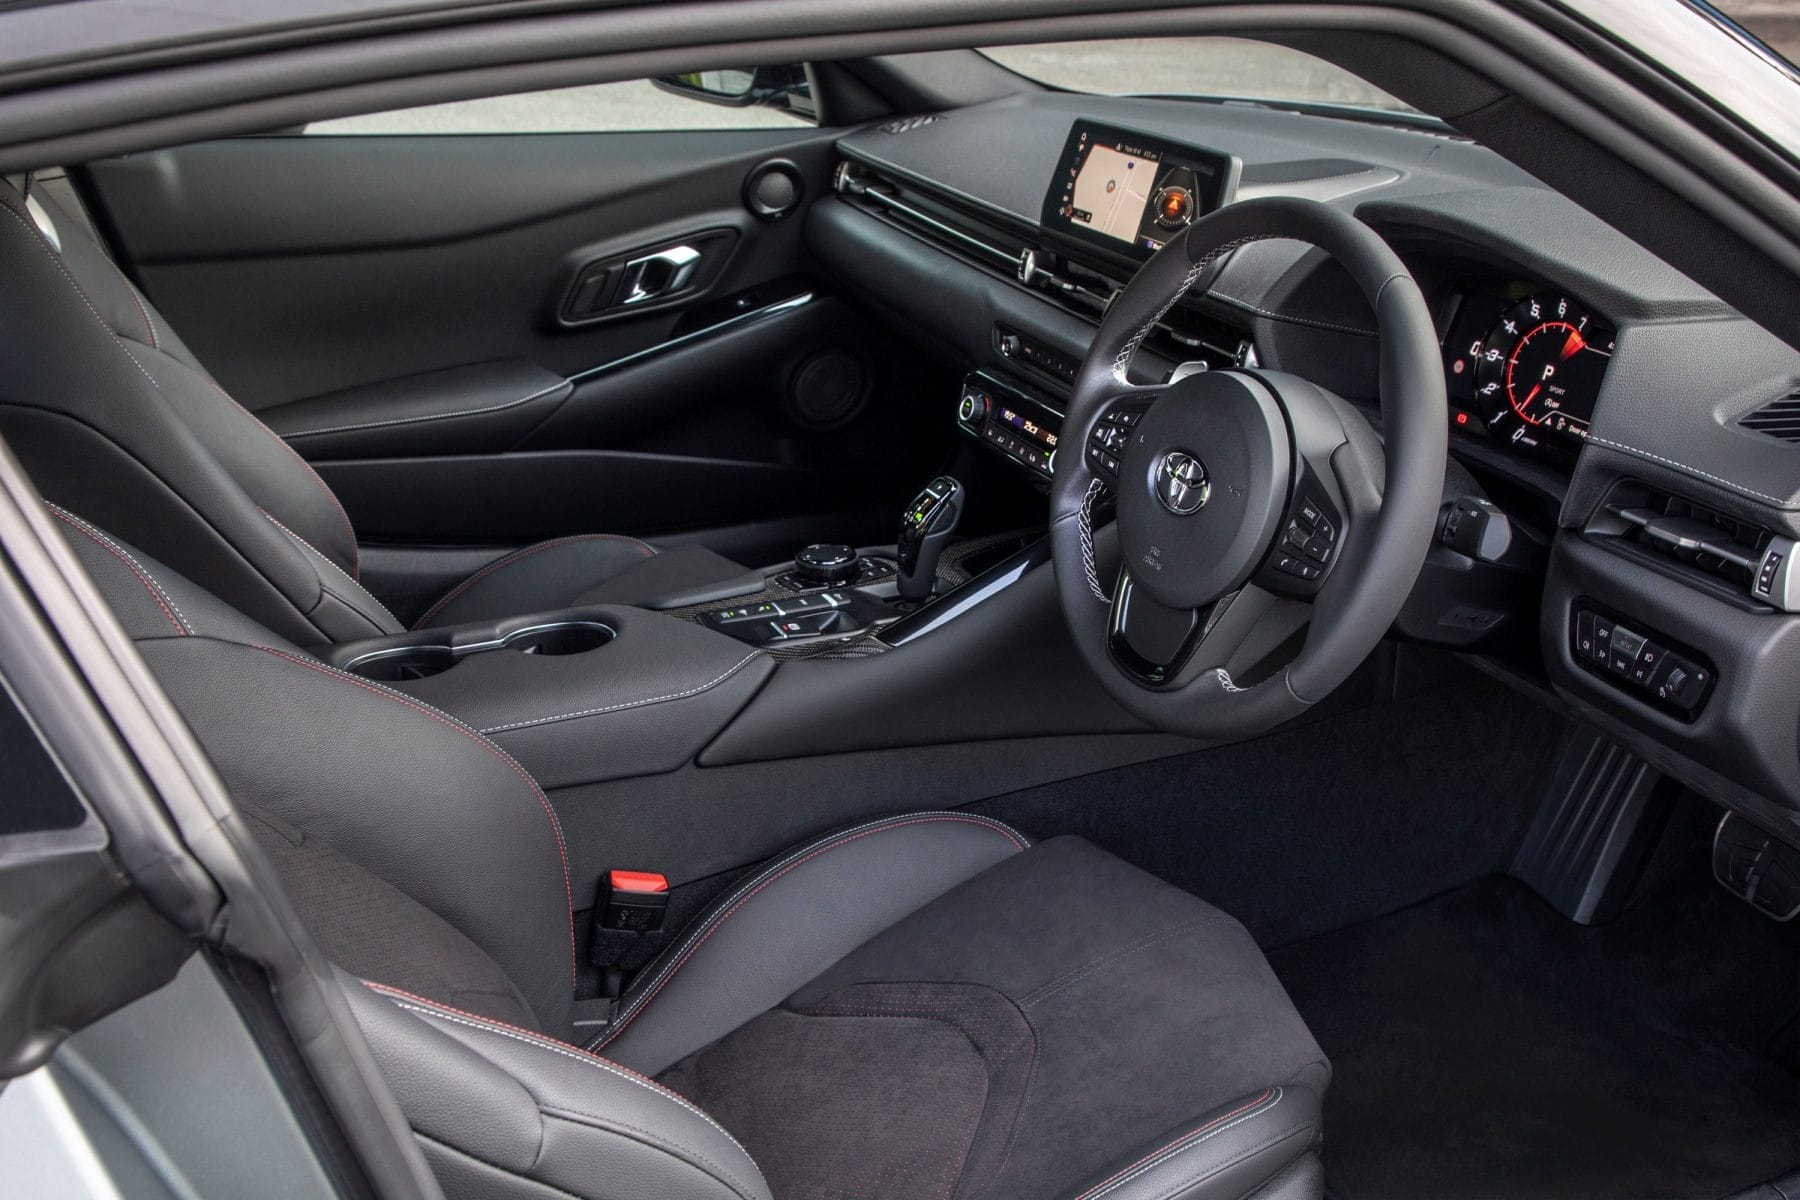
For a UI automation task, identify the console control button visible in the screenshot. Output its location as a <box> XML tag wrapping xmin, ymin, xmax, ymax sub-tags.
<box><xmin>794</xmin><ymin>542</ymin><xmax>860</xmax><ymax>586</ymax></box>
<box><xmin>1570</xmin><ymin>604</ymin><xmax>1713</xmax><ymax>718</ymax></box>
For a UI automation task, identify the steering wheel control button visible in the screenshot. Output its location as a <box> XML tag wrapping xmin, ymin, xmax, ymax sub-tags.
<box><xmin>1087</xmin><ymin>403</ymin><xmax>1148</xmax><ymax>480</ymax></box>
<box><xmin>1254</xmin><ymin>473</ymin><xmax>1344</xmax><ymax>599</ymax></box>
<box><xmin>1569</xmin><ymin>603</ymin><xmax>1714</xmax><ymax>718</ymax></box>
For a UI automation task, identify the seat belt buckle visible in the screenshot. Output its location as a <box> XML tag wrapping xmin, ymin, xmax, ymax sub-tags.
<box><xmin>590</xmin><ymin>870</ymin><xmax>670</xmax><ymax>1004</ymax></box>
<box><xmin>601</xmin><ymin>870</ymin><xmax>670</xmax><ymax>934</ymax></box>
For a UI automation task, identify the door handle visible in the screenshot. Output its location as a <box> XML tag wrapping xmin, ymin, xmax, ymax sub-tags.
<box><xmin>619</xmin><ymin>244</ymin><xmax>702</xmax><ymax>305</ymax></box>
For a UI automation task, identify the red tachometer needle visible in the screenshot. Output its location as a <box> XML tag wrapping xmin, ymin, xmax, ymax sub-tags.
<box><xmin>1560</xmin><ymin>329</ymin><xmax>1586</xmax><ymax>359</ymax></box>
<box><xmin>1523</xmin><ymin>384</ymin><xmax>1541</xmax><ymax>408</ymax></box>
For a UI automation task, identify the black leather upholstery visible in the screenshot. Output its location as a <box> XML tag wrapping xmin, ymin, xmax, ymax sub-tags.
<box><xmin>410</xmin><ymin>537</ymin><xmax>764</xmax><ymax>629</ymax></box>
<box><xmin>592</xmin><ymin>812</ymin><xmax>1032</xmax><ymax>1074</ymax></box>
<box><xmin>49</xmin><ymin>493</ymin><xmax>1329</xmax><ymax>1198</ymax></box>
<box><xmin>345</xmin><ymin>975</ymin><xmax>773</xmax><ymax>1200</ymax></box>
<box><xmin>0</xmin><ymin>180</ymin><xmax>745</xmax><ymax>642</ymax></box>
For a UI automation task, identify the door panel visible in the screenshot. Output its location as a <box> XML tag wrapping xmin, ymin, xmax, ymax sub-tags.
<box><xmin>77</xmin><ymin>128</ymin><xmax>949</xmax><ymax>558</ymax></box>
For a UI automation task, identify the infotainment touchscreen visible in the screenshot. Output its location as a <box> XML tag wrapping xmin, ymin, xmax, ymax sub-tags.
<box><xmin>1042</xmin><ymin>121</ymin><xmax>1240</xmax><ymax>263</ymax></box>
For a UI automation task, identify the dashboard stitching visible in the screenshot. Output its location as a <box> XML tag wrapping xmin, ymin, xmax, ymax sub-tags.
<box><xmin>279</xmin><ymin>377</ymin><xmax>571</xmax><ymax>440</ymax></box>
<box><xmin>1080</xmin><ymin>477</ymin><xmax>1109</xmax><ymax>602</ymax></box>
<box><xmin>1584</xmin><ymin>435</ymin><xmax>1791</xmax><ymax>508</ymax></box>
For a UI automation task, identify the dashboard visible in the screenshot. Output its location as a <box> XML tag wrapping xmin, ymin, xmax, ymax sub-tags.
<box><xmin>814</xmin><ymin>88</ymin><xmax>1800</xmax><ymax>841</ymax></box>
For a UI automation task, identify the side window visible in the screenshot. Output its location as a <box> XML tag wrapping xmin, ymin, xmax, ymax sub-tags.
<box><xmin>305</xmin><ymin>67</ymin><xmax>814</xmax><ymax>134</ymax></box>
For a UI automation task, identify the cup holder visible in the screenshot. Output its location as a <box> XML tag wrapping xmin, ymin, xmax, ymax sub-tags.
<box><xmin>342</xmin><ymin>645</ymin><xmax>457</xmax><ymax>682</ymax></box>
<box><xmin>503</xmin><ymin>622</ymin><xmax>615</xmax><ymax>656</ymax></box>
<box><xmin>342</xmin><ymin>621</ymin><xmax>615</xmax><ymax>681</ymax></box>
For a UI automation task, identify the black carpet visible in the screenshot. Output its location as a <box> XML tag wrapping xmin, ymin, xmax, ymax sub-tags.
<box><xmin>973</xmin><ymin>660</ymin><xmax>1565</xmax><ymax>947</ymax></box>
<box><xmin>1271</xmin><ymin>850</ymin><xmax>1800</xmax><ymax>1200</ymax></box>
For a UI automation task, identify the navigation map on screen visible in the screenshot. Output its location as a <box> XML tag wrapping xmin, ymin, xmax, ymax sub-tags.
<box><xmin>1045</xmin><ymin>122</ymin><xmax>1240</xmax><ymax>263</ymax></box>
<box><xmin>1067</xmin><ymin>143</ymin><xmax>1159</xmax><ymax>245</ymax></box>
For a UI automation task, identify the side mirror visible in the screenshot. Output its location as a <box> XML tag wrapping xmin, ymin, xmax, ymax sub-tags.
<box><xmin>652</xmin><ymin>65</ymin><xmax>812</xmax><ymax>115</ymax></box>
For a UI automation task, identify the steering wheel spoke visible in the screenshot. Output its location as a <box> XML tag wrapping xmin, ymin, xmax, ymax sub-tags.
<box><xmin>1110</xmin><ymin>575</ymin><xmax>1310</xmax><ymax>689</ymax></box>
<box><xmin>1107</xmin><ymin>570</ymin><xmax>1203</xmax><ymax>685</ymax></box>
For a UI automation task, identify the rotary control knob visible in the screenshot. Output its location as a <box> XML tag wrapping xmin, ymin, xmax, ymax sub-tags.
<box><xmin>958</xmin><ymin>389</ymin><xmax>990</xmax><ymax>425</ymax></box>
<box><xmin>794</xmin><ymin>542</ymin><xmax>861</xmax><ymax>586</ymax></box>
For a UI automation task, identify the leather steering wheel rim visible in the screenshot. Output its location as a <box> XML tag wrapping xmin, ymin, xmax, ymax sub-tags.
<box><xmin>1049</xmin><ymin>196</ymin><xmax>1447</xmax><ymax>740</ymax></box>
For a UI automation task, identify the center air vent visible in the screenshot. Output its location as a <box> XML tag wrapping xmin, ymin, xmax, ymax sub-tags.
<box><xmin>834</xmin><ymin>157</ymin><xmax>1252</xmax><ymax>375</ymax></box>
<box><xmin>1740</xmin><ymin>390</ymin><xmax>1800</xmax><ymax>443</ymax></box>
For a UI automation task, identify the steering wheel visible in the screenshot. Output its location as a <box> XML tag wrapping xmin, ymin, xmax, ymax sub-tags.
<box><xmin>1049</xmin><ymin>196</ymin><xmax>1446</xmax><ymax>739</ymax></box>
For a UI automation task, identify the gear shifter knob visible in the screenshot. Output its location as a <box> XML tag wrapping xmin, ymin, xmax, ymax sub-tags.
<box><xmin>896</xmin><ymin>476</ymin><xmax>964</xmax><ymax>601</ymax></box>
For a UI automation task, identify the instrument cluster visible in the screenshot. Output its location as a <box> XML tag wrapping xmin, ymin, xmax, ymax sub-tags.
<box><xmin>1442</xmin><ymin>284</ymin><xmax>1616</xmax><ymax>465</ymax></box>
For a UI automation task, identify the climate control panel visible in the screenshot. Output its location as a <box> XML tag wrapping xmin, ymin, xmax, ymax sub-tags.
<box><xmin>956</xmin><ymin>372</ymin><xmax>1061</xmax><ymax>481</ymax></box>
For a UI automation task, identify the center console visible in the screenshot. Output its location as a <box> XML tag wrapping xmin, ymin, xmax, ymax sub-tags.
<box><xmin>324</xmin><ymin>602</ymin><xmax>776</xmax><ymax>788</ymax></box>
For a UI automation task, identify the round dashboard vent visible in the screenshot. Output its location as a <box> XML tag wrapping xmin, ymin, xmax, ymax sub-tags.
<box><xmin>744</xmin><ymin>159</ymin><xmax>804</xmax><ymax>222</ymax></box>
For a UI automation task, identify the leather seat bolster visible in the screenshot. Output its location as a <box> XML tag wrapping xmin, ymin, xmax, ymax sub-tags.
<box><xmin>347</xmin><ymin>978</ymin><xmax>771</xmax><ymax>1200</ymax></box>
<box><xmin>1058</xmin><ymin>1087</ymin><xmax>1322</xmax><ymax>1200</ymax></box>
<box><xmin>591</xmin><ymin>812</ymin><xmax>1031</xmax><ymax>1075</ymax></box>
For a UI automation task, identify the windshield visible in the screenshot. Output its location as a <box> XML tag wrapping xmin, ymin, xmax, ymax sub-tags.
<box><xmin>979</xmin><ymin>38</ymin><xmax>1420</xmax><ymax>115</ymax></box>
<box><xmin>1711</xmin><ymin>1</ymin><xmax>1800</xmax><ymax>69</ymax></box>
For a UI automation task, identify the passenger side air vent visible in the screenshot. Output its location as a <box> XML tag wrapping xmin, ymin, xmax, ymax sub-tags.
<box><xmin>1740</xmin><ymin>390</ymin><xmax>1800</xmax><ymax>443</ymax></box>
<box><xmin>1591</xmin><ymin>481</ymin><xmax>1796</xmax><ymax>611</ymax></box>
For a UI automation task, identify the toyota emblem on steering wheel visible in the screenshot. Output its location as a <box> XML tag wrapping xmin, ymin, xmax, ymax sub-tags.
<box><xmin>1154</xmin><ymin>450</ymin><xmax>1210</xmax><ymax>515</ymax></box>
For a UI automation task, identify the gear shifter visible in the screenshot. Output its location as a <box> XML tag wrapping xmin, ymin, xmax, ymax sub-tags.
<box><xmin>896</xmin><ymin>476</ymin><xmax>965</xmax><ymax>601</ymax></box>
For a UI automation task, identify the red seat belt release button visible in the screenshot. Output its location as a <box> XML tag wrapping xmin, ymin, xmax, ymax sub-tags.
<box><xmin>609</xmin><ymin>870</ymin><xmax>669</xmax><ymax>895</ymax></box>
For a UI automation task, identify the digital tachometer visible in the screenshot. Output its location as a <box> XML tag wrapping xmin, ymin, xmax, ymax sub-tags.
<box><xmin>1471</xmin><ymin>292</ymin><xmax>1614</xmax><ymax>449</ymax></box>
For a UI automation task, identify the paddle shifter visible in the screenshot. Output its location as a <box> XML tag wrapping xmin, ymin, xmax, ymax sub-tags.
<box><xmin>896</xmin><ymin>476</ymin><xmax>965</xmax><ymax>601</ymax></box>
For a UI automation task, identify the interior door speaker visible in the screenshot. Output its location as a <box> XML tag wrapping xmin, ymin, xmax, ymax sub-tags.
<box><xmin>786</xmin><ymin>348</ymin><xmax>867</xmax><ymax>429</ymax></box>
<box><xmin>743</xmin><ymin>159</ymin><xmax>804</xmax><ymax>221</ymax></box>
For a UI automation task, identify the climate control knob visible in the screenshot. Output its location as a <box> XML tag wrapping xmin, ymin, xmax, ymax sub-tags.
<box><xmin>958</xmin><ymin>389</ymin><xmax>990</xmax><ymax>425</ymax></box>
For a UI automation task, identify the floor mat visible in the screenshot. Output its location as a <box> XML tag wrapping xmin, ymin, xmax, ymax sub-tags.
<box><xmin>973</xmin><ymin>660</ymin><xmax>1565</xmax><ymax>947</ymax></box>
<box><xmin>1271</xmin><ymin>863</ymin><xmax>1800</xmax><ymax>1200</ymax></box>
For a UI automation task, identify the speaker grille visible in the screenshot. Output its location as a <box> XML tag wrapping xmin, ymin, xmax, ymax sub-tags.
<box><xmin>787</xmin><ymin>349</ymin><xmax>866</xmax><ymax>429</ymax></box>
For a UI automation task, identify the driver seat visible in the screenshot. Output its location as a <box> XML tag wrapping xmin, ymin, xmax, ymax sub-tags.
<box><xmin>0</xmin><ymin>180</ymin><xmax>747</xmax><ymax>644</ymax></box>
<box><xmin>51</xmin><ymin>505</ymin><xmax>1331</xmax><ymax>1199</ymax></box>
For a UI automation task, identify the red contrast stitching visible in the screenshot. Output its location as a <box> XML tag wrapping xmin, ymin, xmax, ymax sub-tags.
<box><xmin>48</xmin><ymin>507</ymin><xmax>187</xmax><ymax>636</ymax></box>
<box><xmin>592</xmin><ymin>815</ymin><xmax>1027</xmax><ymax>1050</ymax></box>
<box><xmin>1070</xmin><ymin>1089</ymin><xmax>1277</xmax><ymax>1200</ymax></box>
<box><xmin>414</xmin><ymin>533</ymin><xmax>656</xmax><ymax>629</ymax></box>
<box><xmin>251</xmin><ymin>646</ymin><xmax>576</xmax><ymax>988</ymax></box>
<box><xmin>360</xmin><ymin>981</ymin><xmax>724</xmax><ymax>1118</ymax></box>
<box><xmin>364</xmin><ymin>981</ymin><xmax>607</xmax><ymax>1057</ymax></box>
